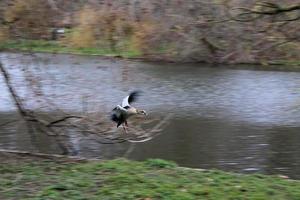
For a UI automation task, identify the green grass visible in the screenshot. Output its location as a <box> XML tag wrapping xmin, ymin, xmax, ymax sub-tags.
<box><xmin>268</xmin><ymin>60</ymin><xmax>300</xmax><ymax>67</ymax></box>
<box><xmin>0</xmin><ymin>40</ymin><xmax>141</xmax><ymax>58</ymax></box>
<box><xmin>0</xmin><ymin>158</ymin><xmax>299</xmax><ymax>200</ymax></box>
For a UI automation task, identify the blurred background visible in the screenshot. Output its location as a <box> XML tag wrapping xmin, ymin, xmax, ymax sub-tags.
<box><xmin>0</xmin><ymin>0</ymin><xmax>300</xmax><ymax>180</ymax></box>
<box><xmin>0</xmin><ymin>0</ymin><xmax>299</xmax><ymax>63</ymax></box>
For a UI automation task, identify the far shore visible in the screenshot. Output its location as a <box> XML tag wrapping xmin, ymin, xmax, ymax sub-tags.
<box><xmin>1</xmin><ymin>40</ymin><xmax>300</xmax><ymax>72</ymax></box>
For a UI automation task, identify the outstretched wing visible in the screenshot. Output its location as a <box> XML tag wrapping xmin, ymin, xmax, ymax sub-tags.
<box><xmin>121</xmin><ymin>91</ymin><xmax>141</xmax><ymax>107</ymax></box>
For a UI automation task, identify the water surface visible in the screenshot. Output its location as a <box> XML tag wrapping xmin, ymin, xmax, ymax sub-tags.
<box><xmin>1</xmin><ymin>53</ymin><xmax>300</xmax><ymax>178</ymax></box>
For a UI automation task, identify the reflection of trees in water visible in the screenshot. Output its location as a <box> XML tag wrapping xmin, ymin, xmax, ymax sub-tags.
<box><xmin>121</xmin><ymin>63</ymin><xmax>129</xmax><ymax>83</ymax></box>
<box><xmin>129</xmin><ymin>119</ymin><xmax>241</xmax><ymax>168</ymax></box>
<box><xmin>129</xmin><ymin>118</ymin><xmax>300</xmax><ymax>177</ymax></box>
<box><xmin>265</xmin><ymin>127</ymin><xmax>300</xmax><ymax>179</ymax></box>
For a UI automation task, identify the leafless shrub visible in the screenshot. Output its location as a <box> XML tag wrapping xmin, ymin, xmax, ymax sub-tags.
<box><xmin>65</xmin><ymin>5</ymin><xmax>136</xmax><ymax>51</ymax></box>
<box><xmin>0</xmin><ymin>25</ymin><xmax>9</xmax><ymax>42</ymax></box>
<box><xmin>4</xmin><ymin>0</ymin><xmax>56</xmax><ymax>39</ymax></box>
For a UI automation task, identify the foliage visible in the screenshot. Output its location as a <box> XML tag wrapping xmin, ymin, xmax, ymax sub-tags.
<box><xmin>4</xmin><ymin>0</ymin><xmax>55</xmax><ymax>39</ymax></box>
<box><xmin>0</xmin><ymin>26</ymin><xmax>9</xmax><ymax>42</ymax></box>
<box><xmin>64</xmin><ymin>5</ymin><xmax>167</xmax><ymax>56</ymax></box>
<box><xmin>0</xmin><ymin>0</ymin><xmax>299</xmax><ymax>63</ymax></box>
<box><xmin>0</xmin><ymin>158</ymin><xmax>300</xmax><ymax>200</ymax></box>
<box><xmin>131</xmin><ymin>20</ymin><xmax>170</xmax><ymax>55</ymax></box>
<box><xmin>64</xmin><ymin>6</ymin><xmax>98</xmax><ymax>48</ymax></box>
<box><xmin>66</xmin><ymin>6</ymin><xmax>134</xmax><ymax>51</ymax></box>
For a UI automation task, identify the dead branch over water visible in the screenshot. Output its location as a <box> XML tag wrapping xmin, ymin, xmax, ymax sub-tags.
<box><xmin>0</xmin><ymin>62</ymin><xmax>27</xmax><ymax>117</ymax></box>
<box><xmin>0</xmin><ymin>59</ymin><xmax>172</xmax><ymax>156</ymax></box>
<box><xmin>0</xmin><ymin>149</ymin><xmax>96</xmax><ymax>162</ymax></box>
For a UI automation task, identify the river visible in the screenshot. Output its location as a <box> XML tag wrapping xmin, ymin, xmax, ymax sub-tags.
<box><xmin>0</xmin><ymin>52</ymin><xmax>300</xmax><ymax>179</ymax></box>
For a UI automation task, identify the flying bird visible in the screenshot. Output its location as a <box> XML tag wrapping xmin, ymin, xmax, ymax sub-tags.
<box><xmin>111</xmin><ymin>91</ymin><xmax>147</xmax><ymax>133</ymax></box>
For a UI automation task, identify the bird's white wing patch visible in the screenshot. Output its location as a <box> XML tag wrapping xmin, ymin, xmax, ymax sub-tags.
<box><xmin>121</xmin><ymin>96</ymin><xmax>130</xmax><ymax>107</ymax></box>
<box><xmin>116</xmin><ymin>105</ymin><xmax>127</xmax><ymax>111</ymax></box>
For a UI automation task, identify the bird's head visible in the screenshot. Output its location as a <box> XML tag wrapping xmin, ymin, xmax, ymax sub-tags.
<box><xmin>137</xmin><ymin>109</ymin><xmax>147</xmax><ymax>116</ymax></box>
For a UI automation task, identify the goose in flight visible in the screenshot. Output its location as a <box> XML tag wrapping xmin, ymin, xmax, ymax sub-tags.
<box><xmin>111</xmin><ymin>91</ymin><xmax>147</xmax><ymax>133</ymax></box>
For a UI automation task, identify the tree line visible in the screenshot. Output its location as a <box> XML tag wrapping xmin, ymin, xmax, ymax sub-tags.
<box><xmin>0</xmin><ymin>0</ymin><xmax>299</xmax><ymax>63</ymax></box>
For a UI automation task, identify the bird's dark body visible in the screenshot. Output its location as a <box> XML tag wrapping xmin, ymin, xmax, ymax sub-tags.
<box><xmin>110</xmin><ymin>91</ymin><xmax>142</xmax><ymax>128</ymax></box>
<box><xmin>111</xmin><ymin>91</ymin><xmax>140</xmax><ymax>127</ymax></box>
<box><xmin>110</xmin><ymin>107</ymin><xmax>127</xmax><ymax>127</ymax></box>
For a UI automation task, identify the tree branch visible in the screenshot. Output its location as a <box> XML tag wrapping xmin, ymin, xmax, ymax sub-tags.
<box><xmin>0</xmin><ymin>61</ymin><xmax>28</xmax><ymax>117</ymax></box>
<box><xmin>230</xmin><ymin>2</ymin><xmax>300</xmax><ymax>22</ymax></box>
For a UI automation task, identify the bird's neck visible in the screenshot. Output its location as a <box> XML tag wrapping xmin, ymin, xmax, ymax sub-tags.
<box><xmin>127</xmin><ymin>107</ymin><xmax>137</xmax><ymax>114</ymax></box>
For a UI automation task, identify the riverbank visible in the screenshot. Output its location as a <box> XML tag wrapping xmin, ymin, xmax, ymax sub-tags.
<box><xmin>0</xmin><ymin>151</ymin><xmax>299</xmax><ymax>200</ymax></box>
<box><xmin>1</xmin><ymin>40</ymin><xmax>300</xmax><ymax>69</ymax></box>
<box><xmin>0</xmin><ymin>40</ymin><xmax>141</xmax><ymax>58</ymax></box>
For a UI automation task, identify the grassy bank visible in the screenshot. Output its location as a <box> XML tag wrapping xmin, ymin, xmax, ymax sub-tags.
<box><xmin>0</xmin><ymin>40</ymin><xmax>141</xmax><ymax>58</ymax></box>
<box><xmin>0</xmin><ymin>155</ymin><xmax>299</xmax><ymax>200</ymax></box>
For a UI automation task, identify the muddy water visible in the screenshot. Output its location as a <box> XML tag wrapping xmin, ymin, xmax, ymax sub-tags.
<box><xmin>1</xmin><ymin>53</ymin><xmax>300</xmax><ymax>179</ymax></box>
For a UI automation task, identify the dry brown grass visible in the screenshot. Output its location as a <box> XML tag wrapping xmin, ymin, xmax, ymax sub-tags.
<box><xmin>64</xmin><ymin>5</ymin><xmax>164</xmax><ymax>54</ymax></box>
<box><xmin>65</xmin><ymin>6</ymin><xmax>134</xmax><ymax>50</ymax></box>
<box><xmin>64</xmin><ymin>6</ymin><xmax>97</xmax><ymax>48</ymax></box>
<box><xmin>4</xmin><ymin>0</ymin><xmax>55</xmax><ymax>39</ymax></box>
<box><xmin>0</xmin><ymin>26</ymin><xmax>9</xmax><ymax>42</ymax></box>
<box><xmin>131</xmin><ymin>20</ymin><xmax>162</xmax><ymax>54</ymax></box>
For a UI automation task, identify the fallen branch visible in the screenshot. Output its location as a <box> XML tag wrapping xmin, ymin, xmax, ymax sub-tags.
<box><xmin>46</xmin><ymin>115</ymin><xmax>83</xmax><ymax>127</ymax></box>
<box><xmin>0</xmin><ymin>56</ymin><xmax>173</xmax><ymax>157</ymax></box>
<box><xmin>126</xmin><ymin>113</ymin><xmax>173</xmax><ymax>143</ymax></box>
<box><xmin>0</xmin><ymin>119</ymin><xmax>19</xmax><ymax>127</ymax></box>
<box><xmin>0</xmin><ymin>149</ymin><xmax>100</xmax><ymax>161</ymax></box>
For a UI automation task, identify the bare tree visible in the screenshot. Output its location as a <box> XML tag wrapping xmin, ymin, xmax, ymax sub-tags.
<box><xmin>225</xmin><ymin>1</ymin><xmax>300</xmax><ymax>62</ymax></box>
